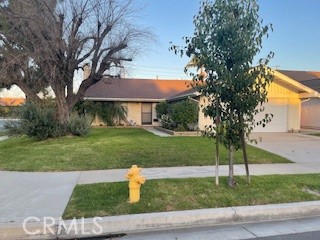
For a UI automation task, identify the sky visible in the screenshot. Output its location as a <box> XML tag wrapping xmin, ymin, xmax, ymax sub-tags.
<box><xmin>125</xmin><ymin>0</ymin><xmax>320</xmax><ymax>80</ymax></box>
<box><xmin>2</xmin><ymin>0</ymin><xmax>320</xmax><ymax>97</ymax></box>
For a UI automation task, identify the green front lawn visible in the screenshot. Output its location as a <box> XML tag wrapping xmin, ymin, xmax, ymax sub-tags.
<box><xmin>0</xmin><ymin>128</ymin><xmax>291</xmax><ymax>171</ymax></box>
<box><xmin>63</xmin><ymin>174</ymin><xmax>320</xmax><ymax>219</ymax></box>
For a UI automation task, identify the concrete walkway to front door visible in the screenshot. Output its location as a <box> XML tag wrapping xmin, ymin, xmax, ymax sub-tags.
<box><xmin>142</xmin><ymin>126</ymin><xmax>172</xmax><ymax>137</ymax></box>
<box><xmin>250</xmin><ymin>132</ymin><xmax>320</xmax><ymax>164</ymax></box>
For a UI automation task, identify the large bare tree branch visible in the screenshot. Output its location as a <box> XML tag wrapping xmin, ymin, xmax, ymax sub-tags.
<box><xmin>0</xmin><ymin>0</ymin><xmax>153</xmax><ymax>124</ymax></box>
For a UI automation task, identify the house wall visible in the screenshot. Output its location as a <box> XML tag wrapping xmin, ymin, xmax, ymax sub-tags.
<box><xmin>123</xmin><ymin>102</ymin><xmax>142</xmax><ymax>126</ymax></box>
<box><xmin>287</xmin><ymin>98</ymin><xmax>301</xmax><ymax>131</ymax></box>
<box><xmin>301</xmin><ymin>98</ymin><xmax>320</xmax><ymax>129</ymax></box>
<box><xmin>122</xmin><ymin>102</ymin><xmax>160</xmax><ymax>126</ymax></box>
<box><xmin>197</xmin><ymin>81</ymin><xmax>302</xmax><ymax>132</ymax></box>
<box><xmin>198</xmin><ymin>96</ymin><xmax>213</xmax><ymax>131</ymax></box>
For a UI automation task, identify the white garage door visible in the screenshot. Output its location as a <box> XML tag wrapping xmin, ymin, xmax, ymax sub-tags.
<box><xmin>253</xmin><ymin>99</ymin><xmax>288</xmax><ymax>132</ymax></box>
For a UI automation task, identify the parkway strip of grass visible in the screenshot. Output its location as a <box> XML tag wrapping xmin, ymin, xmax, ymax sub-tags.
<box><xmin>63</xmin><ymin>174</ymin><xmax>320</xmax><ymax>219</ymax></box>
<box><xmin>0</xmin><ymin>128</ymin><xmax>291</xmax><ymax>172</ymax></box>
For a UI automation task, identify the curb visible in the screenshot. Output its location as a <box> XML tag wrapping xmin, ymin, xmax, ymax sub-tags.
<box><xmin>1</xmin><ymin>201</ymin><xmax>320</xmax><ymax>240</ymax></box>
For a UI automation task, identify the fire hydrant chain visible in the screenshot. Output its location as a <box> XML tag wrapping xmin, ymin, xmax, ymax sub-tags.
<box><xmin>125</xmin><ymin>165</ymin><xmax>145</xmax><ymax>203</ymax></box>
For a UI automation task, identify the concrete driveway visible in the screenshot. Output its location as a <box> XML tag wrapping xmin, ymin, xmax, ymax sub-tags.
<box><xmin>250</xmin><ymin>133</ymin><xmax>320</xmax><ymax>164</ymax></box>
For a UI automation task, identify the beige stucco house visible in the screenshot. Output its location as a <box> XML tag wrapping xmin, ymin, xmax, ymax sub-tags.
<box><xmin>84</xmin><ymin>69</ymin><xmax>320</xmax><ymax>132</ymax></box>
<box><xmin>84</xmin><ymin>78</ymin><xmax>192</xmax><ymax>126</ymax></box>
<box><xmin>167</xmin><ymin>70</ymin><xmax>319</xmax><ymax>132</ymax></box>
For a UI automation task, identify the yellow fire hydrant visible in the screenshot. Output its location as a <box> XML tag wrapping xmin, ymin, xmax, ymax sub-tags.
<box><xmin>125</xmin><ymin>165</ymin><xmax>145</xmax><ymax>203</ymax></box>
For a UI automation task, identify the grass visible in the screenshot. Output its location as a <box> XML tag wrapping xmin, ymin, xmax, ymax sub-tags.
<box><xmin>63</xmin><ymin>174</ymin><xmax>320</xmax><ymax>219</ymax></box>
<box><xmin>310</xmin><ymin>133</ymin><xmax>320</xmax><ymax>137</ymax></box>
<box><xmin>0</xmin><ymin>128</ymin><xmax>291</xmax><ymax>172</ymax></box>
<box><xmin>0</xmin><ymin>130</ymin><xmax>8</xmax><ymax>137</ymax></box>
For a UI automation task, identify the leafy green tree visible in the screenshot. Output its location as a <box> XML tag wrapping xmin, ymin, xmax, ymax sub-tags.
<box><xmin>172</xmin><ymin>0</ymin><xmax>274</xmax><ymax>187</ymax></box>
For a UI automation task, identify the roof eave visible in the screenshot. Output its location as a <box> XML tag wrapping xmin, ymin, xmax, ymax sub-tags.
<box><xmin>84</xmin><ymin>97</ymin><xmax>165</xmax><ymax>102</ymax></box>
<box><xmin>167</xmin><ymin>91</ymin><xmax>200</xmax><ymax>102</ymax></box>
<box><xmin>299</xmin><ymin>92</ymin><xmax>320</xmax><ymax>99</ymax></box>
<box><xmin>274</xmin><ymin>70</ymin><xmax>317</xmax><ymax>93</ymax></box>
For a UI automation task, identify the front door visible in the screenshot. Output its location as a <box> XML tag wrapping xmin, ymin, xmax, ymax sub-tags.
<box><xmin>141</xmin><ymin>103</ymin><xmax>152</xmax><ymax>125</ymax></box>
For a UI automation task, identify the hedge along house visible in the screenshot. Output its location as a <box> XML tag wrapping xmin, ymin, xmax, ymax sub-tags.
<box><xmin>168</xmin><ymin>70</ymin><xmax>318</xmax><ymax>132</ymax></box>
<box><xmin>84</xmin><ymin>77</ymin><xmax>192</xmax><ymax>126</ymax></box>
<box><xmin>278</xmin><ymin>70</ymin><xmax>320</xmax><ymax>130</ymax></box>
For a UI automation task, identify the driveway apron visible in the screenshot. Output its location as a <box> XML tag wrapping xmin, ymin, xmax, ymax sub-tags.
<box><xmin>250</xmin><ymin>133</ymin><xmax>320</xmax><ymax>163</ymax></box>
<box><xmin>0</xmin><ymin>171</ymin><xmax>80</xmax><ymax>223</ymax></box>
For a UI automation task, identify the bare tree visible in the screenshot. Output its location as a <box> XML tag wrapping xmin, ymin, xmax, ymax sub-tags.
<box><xmin>0</xmin><ymin>0</ymin><xmax>152</xmax><ymax>124</ymax></box>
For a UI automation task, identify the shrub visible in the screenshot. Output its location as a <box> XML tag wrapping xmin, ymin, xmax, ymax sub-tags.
<box><xmin>20</xmin><ymin>102</ymin><xmax>67</xmax><ymax>140</ymax></box>
<box><xmin>4</xmin><ymin>119</ymin><xmax>23</xmax><ymax>136</ymax></box>
<box><xmin>160</xmin><ymin>114</ymin><xmax>175</xmax><ymax>130</ymax></box>
<box><xmin>68</xmin><ymin>114</ymin><xmax>91</xmax><ymax>136</ymax></box>
<box><xmin>171</xmin><ymin>100</ymin><xmax>198</xmax><ymax>131</ymax></box>
<box><xmin>6</xmin><ymin>101</ymin><xmax>67</xmax><ymax>140</ymax></box>
<box><xmin>155</xmin><ymin>101</ymin><xmax>171</xmax><ymax>118</ymax></box>
<box><xmin>74</xmin><ymin>101</ymin><xmax>127</xmax><ymax>126</ymax></box>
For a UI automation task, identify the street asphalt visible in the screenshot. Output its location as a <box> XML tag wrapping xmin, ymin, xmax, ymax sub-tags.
<box><xmin>0</xmin><ymin>130</ymin><xmax>320</xmax><ymax>239</ymax></box>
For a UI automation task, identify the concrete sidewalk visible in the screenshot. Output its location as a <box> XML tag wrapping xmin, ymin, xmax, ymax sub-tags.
<box><xmin>77</xmin><ymin>163</ymin><xmax>320</xmax><ymax>184</ymax></box>
<box><xmin>1</xmin><ymin>163</ymin><xmax>320</xmax><ymax>224</ymax></box>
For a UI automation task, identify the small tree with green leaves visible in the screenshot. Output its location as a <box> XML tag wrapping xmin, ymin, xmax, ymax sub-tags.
<box><xmin>171</xmin><ymin>0</ymin><xmax>274</xmax><ymax>187</ymax></box>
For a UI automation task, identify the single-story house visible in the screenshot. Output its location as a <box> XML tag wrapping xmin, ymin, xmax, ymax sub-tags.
<box><xmin>84</xmin><ymin>78</ymin><xmax>192</xmax><ymax>126</ymax></box>
<box><xmin>167</xmin><ymin>70</ymin><xmax>319</xmax><ymax>132</ymax></box>
<box><xmin>277</xmin><ymin>70</ymin><xmax>320</xmax><ymax>130</ymax></box>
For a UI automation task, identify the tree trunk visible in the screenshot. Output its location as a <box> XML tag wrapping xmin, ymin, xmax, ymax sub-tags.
<box><xmin>240</xmin><ymin>132</ymin><xmax>250</xmax><ymax>183</ymax></box>
<box><xmin>238</xmin><ymin>113</ymin><xmax>250</xmax><ymax>184</ymax></box>
<box><xmin>215</xmin><ymin>137</ymin><xmax>220</xmax><ymax>186</ymax></box>
<box><xmin>215</xmin><ymin>98</ymin><xmax>220</xmax><ymax>186</ymax></box>
<box><xmin>228</xmin><ymin>143</ymin><xmax>235</xmax><ymax>187</ymax></box>
<box><xmin>55</xmin><ymin>87</ymin><xmax>71</xmax><ymax>125</ymax></box>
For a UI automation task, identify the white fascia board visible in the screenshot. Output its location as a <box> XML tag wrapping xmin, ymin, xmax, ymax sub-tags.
<box><xmin>84</xmin><ymin>97</ymin><xmax>166</xmax><ymax>102</ymax></box>
<box><xmin>168</xmin><ymin>91</ymin><xmax>200</xmax><ymax>102</ymax></box>
<box><xmin>299</xmin><ymin>92</ymin><xmax>320</xmax><ymax>99</ymax></box>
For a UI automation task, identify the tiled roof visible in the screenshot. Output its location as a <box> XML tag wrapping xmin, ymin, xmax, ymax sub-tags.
<box><xmin>85</xmin><ymin>78</ymin><xmax>192</xmax><ymax>101</ymax></box>
<box><xmin>278</xmin><ymin>70</ymin><xmax>320</xmax><ymax>92</ymax></box>
<box><xmin>0</xmin><ymin>98</ymin><xmax>25</xmax><ymax>107</ymax></box>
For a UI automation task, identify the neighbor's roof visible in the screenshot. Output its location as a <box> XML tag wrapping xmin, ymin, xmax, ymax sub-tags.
<box><xmin>278</xmin><ymin>70</ymin><xmax>320</xmax><ymax>93</ymax></box>
<box><xmin>84</xmin><ymin>78</ymin><xmax>192</xmax><ymax>102</ymax></box>
<box><xmin>0</xmin><ymin>98</ymin><xmax>25</xmax><ymax>107</ymax></box>
<box><xmin>167</xmin><ymin>87</ymin><xmax>198</xmax><ymax>102</ymax></box>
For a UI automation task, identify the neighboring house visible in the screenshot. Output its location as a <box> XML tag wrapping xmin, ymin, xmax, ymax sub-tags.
<box><xmin>168</xmin><ymin>70</ymin><xmax>319</xmax><ymax>132</ymax></box>
<box><xmin>0</xmin><ymin>97</ymin><xmax>25</xmax><ymax>107</ymax></box>
<box><xmin>84</xmin><ymin>78</ymin><xmax>192</xmax><ymax>126</ymax></box>
<box><xmin>277</xmin><ymin>70</ymin><xmax>320</xmax><ymax>130</ymax></box>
